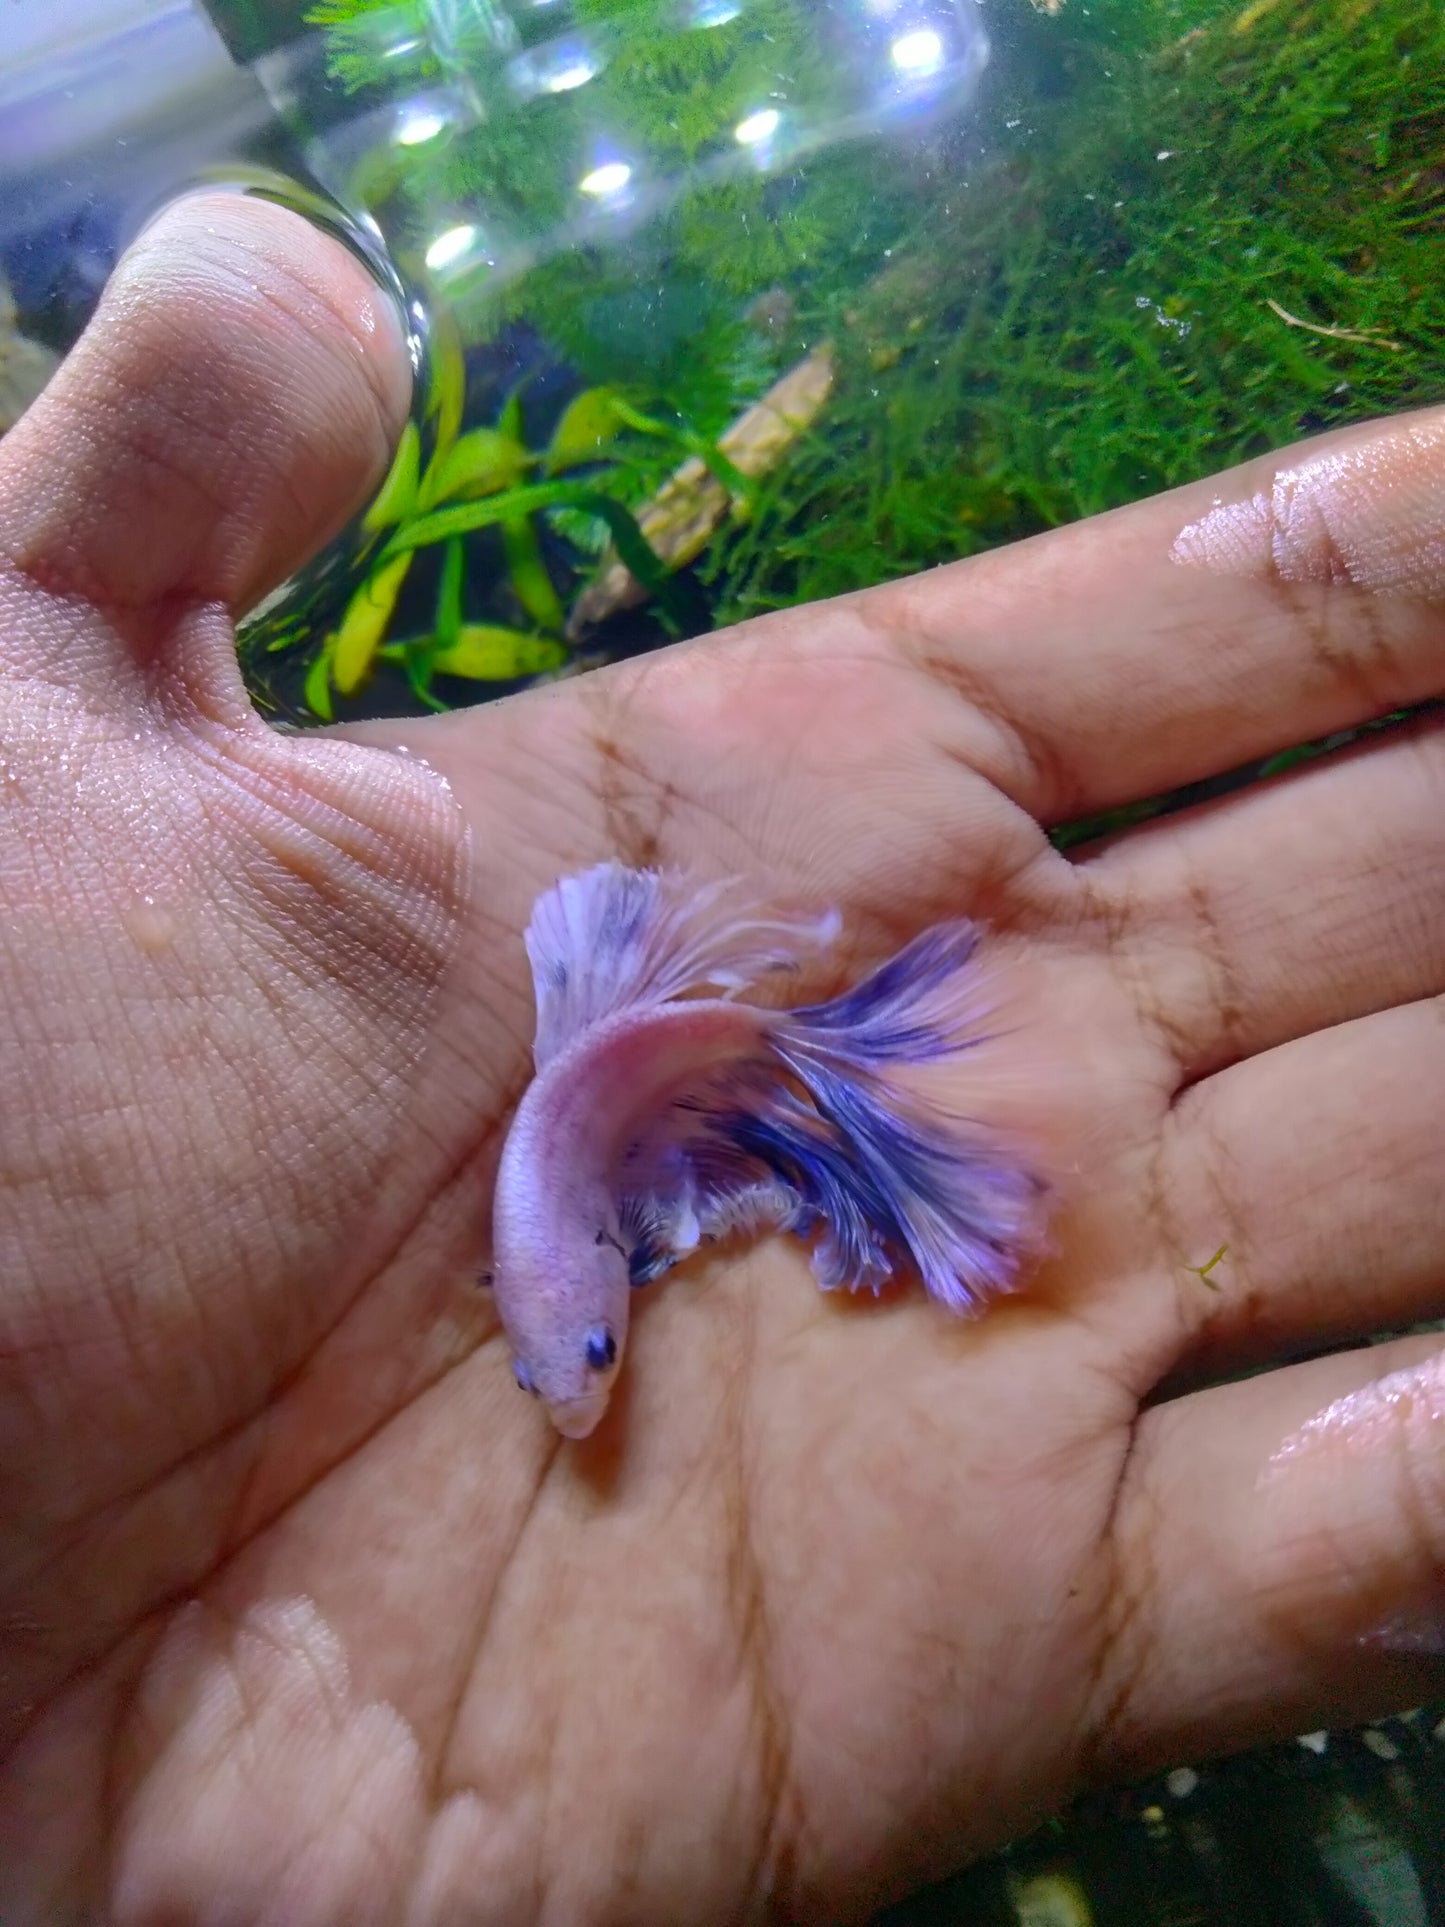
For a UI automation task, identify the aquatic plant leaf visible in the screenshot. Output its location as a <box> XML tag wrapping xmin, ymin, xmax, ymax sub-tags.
<box><xmin>361</xmin><ymin>419</ymin><xmax>421</xmax><ymax>533</ymax></box>
<box><xmin>425</xmin><ymin>304</ymin><xmax>466</xmax><ymax>465</ymax></box>
<box><xmin>609</xmin><ymin>396</ymin><xmax>754</xmax><ymax>505</ymax></box>
<box><xmin>379</xmin><ymin>483</ymin><xmax>690</xmax><ymax>630</ymax></box>
<box><xmin>424</xmin><ymin>427</ymin><xmax>533</xmax><ymax>507</ymax></box>
<box><xmin>303</xmin><ymin>637</ymin><xmax>336</xmax><ymax>722</ymax></box>
<box><xmin>402</xmin><ymin>641</ymin><xmax>450</xmax><ymax>712</ymax></box>
<box><xmin>502</xmin><ymin>515</ymin><xmax>566</xmax><ymax>632</ymax></box>
<box><xmin>435</xmin><ymin>536</ymin><xmax>465</xmax><ymax>647</ymax></box>
<box><xmin>332</xmin><ymin>551</ymin><xmax>412</xmax><ymax>695</ymax></box>
<box><xmin>430</xmin><ymin>625</ymin><xmax>567</xmax><ymax>681</ymax></box>
<box><xmin>498</xmin><ymin>391</ymin><xmax>524</xmax><ymax>442</ymax></box>
<box><xmin>545</xmin><ymin>388</ymin><xmax>624</xmax><ymax>473</ymax></box>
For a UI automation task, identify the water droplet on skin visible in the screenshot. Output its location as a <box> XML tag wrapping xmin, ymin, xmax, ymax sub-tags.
<box><xmin>122</xmin><ymin>896</ymin><xmax>180</xmax><ymax>956</ymax></box>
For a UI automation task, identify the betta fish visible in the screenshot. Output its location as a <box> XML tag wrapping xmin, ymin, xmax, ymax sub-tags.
<box><xmin>490</xmin><ymin>862</ymin><xmax>1053</xmax><ymax>1439</ymax></box>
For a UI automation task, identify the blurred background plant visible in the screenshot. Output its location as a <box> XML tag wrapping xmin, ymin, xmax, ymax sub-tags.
<box><xmin>237</xmin><ymin>0</ymin><xmax>1444</xmax><ymax>720</ymax></box>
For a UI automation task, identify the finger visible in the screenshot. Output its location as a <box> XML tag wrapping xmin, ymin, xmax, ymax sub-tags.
<box><xmin>0</xmin><ymin>191</ymin><xmax>410</xmax><ymax>641</ymax></box>
<box><xmin>346</xmin><ymin>615</ymin><xmax>1067</xmax><ymax>959</ymax></box>
<box><xmin>1083</xmin><ymin>711</ymin><xmax>1445</xmax><ymax>1082</ymax></box>
<box><xmin>1148</xmin><ymin>996</ymin><xmax>1445</xmax><ymax>1381</ymax></box>
<box><xmin>842</xmin><ymin>406</ymin><xmax>1445</xmax><ymax>825</ymax></box>
<box><xmin>1091</xmin><ymin>1334</ymin><xmax>1445</xmax><ymax>1779</ymax></box>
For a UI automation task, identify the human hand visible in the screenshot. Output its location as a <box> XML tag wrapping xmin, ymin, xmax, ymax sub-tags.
<box><xmin>1</xmin><ymin>195</ymin><xmax>1441</xmax><ymax>1924</ymax></box>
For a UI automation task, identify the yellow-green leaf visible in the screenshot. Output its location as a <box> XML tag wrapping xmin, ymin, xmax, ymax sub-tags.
<box><xmin>425</xmin><ymin>305</ymin><xmax>466</xmax><ymax>461</ymax></box>
<box><xmin>424</xmin><ymin>428</ymin><xmax>532</xmax><ymax>507</ymax></box>
<box><xmin>431</xmin><ymin>624</ymin><xmax>567</xmax><ymax>681</ymax></box>
<box><xmin>303</xmin><ymin>637</ymin><xmax>335</xmax><ymax>721</ymax></box>
<box><xmin>332</xmin><ymin>552</ymin><xmax>412</xmax><ymax>694</ymax></box>
<box><xmin>502</xmin><ymin>516</ymin><xmax>566</xmax><ymax>632</ymax></box>
<box><xmin>361</xmin><ymin>420</ymin><xmax>421</xmax><ymax>533</ymax></box>
<box><xmin>546</xmin><ymin>388</ymin><xmax>623</xmax><ymax>473</ymax></box>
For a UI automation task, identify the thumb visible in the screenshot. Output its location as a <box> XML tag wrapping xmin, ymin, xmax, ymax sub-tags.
<box><xmin>0</xmin><ymin>190</ymin><xmax>411</xmax><ymax>645</ymax></box>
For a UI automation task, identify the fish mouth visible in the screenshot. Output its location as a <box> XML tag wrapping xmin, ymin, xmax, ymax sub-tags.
<box><xmin>546</xmin><ymin>1391</ymin><xmax>610</xmax><ymax>1440</ymax></box>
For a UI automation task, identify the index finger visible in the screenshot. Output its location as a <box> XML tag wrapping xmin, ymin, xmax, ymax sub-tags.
<box><xmin>839</xmin><ymin>405</ymin><xmax>1445</xmax><ymax>826</ymax></box>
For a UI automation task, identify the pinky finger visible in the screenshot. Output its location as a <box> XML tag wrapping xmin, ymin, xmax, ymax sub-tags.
<box><xmin>1089</xmin><ymin>1335</ymin><xmax>1445</xmax><ymax>1777</ymax></box>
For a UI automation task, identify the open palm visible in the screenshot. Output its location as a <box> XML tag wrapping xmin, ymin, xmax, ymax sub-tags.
<box><xmin>2</xmin><ymin>198</ymin><xmax>1441</xmax><ymax>1926</ymax></box>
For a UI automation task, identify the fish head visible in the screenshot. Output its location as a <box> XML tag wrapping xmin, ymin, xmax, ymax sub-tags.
<box><xmin>495</xmin><ymin>1230</ymin><xmax>632</xmax><ymax>1440</ymax></box>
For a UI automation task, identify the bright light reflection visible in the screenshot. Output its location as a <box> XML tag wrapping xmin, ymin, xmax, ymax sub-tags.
<box><xmin>384</xmin><ymin>35</ymin><xmax>423</xmax><ymax>57</ymax></box>
<box><xmin>545</xmin><ymin>57</ymin><xmax>597</xmax><ymax>92</ymax></box>
<box><xmin>734</xmin><ymin>107</ymin><xmax>780</xmax><ymax>144</ymax></box>
<box><xmin>580</xmin><ymin>161</ymin><xmax>631</xmax><ymax>196</ymax></box>
<box><xmin>425</xmin><ymin>224</ymin><xmax>477</xmax><ymax>270</ymax></box>
<box><xmin>396</xmin><ymin>108</ymin><xmax>446</xmax><ymax>145</ymax></box>
<box><xmin>890</xmin><ymin>27</ymin><xmax>945</xmax><ymax>75</ymax></box>
<box><xmin>690</xmin><ymin>0</ymin><xmax>742</xmax><ymax>23</ymax></box>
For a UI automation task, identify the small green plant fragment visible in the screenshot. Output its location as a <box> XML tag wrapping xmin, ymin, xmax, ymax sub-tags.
<box><xmin>1187</xmin><ymin>1244</ymin><xmax>1230</xmax><ymax>1289</ymax></box>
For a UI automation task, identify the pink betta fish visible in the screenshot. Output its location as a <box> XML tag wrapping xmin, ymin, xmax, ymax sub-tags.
<box><xmin>490</xmin><ymin>863</ymin><xmax>1052</xmax><ymax>1438</ymax></box>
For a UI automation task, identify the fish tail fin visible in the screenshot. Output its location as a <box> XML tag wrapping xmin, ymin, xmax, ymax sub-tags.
<box><xmin>763</xmin><ymin>922</ymin><xmax>1052</xmax><ymax>1311</ymax></box>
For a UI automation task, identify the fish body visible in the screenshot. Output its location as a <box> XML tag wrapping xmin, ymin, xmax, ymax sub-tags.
<box><xmin>493</xmin><ymin>999</ymin><xmax>768</xmax><ymax>1437</ymax></box>
<box><xmin>491</xmin><ymin>863</ymin><xmax>1051</xmax><ymax>1439</ymax></box>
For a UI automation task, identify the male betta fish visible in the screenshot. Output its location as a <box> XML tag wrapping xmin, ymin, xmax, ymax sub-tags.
<box><xmin>491</xmin><ymin>863</ymin><xmax>1053</xmax><ymax>1439</ymax></box>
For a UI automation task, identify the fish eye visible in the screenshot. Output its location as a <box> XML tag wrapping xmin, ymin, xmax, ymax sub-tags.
<box><xmin>513</xmin><ymin>1359</ymin><xmax>539</xmax><ymax>1396</ymax></box>
<box><xmin>584</xmin><ymin>1325</ymin><xmax>617</xmax><ymax>1371</ymax></box>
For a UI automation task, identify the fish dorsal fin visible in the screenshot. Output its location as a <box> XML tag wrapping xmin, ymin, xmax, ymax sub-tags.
<box><xmin>525</xmin><ymin>862</ymin><xmax>841</xmax><ymax>1068</ymax></box>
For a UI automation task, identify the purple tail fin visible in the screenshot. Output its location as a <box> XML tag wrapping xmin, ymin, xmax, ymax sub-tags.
<box><xmin>610</xmin><ymin>920</ymin><xmax>1051</xmax><ymax>1311</ymax></box>
<box><xmin>762</xmin><ymin>923</ymin><xmax>1049</xmax><ymax>1311</ymax></box>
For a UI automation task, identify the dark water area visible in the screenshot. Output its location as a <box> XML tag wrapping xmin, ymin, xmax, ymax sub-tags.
<box><xmin>881</xmin><ymin>1707</ymin><xmax>1445</xmax><ymax>1924</ymax></box>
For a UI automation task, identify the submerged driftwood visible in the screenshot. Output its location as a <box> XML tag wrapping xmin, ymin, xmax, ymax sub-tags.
<box><xmin>566</xmin><ymin>340</ymin><xmax>836</xmax><ymax>637</ymax></box>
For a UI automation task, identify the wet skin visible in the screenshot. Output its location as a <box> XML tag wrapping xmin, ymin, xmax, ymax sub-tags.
<box><xmin>0</xmin><ymin>195</ymin><xmax>1442</xmax><ymax>1923</ymax></box>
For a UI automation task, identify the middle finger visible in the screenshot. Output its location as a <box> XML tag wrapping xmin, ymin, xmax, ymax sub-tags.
<box><xmin>1080</xmin><ymin>710</ymin><xmax>1445</xmax><ymax>1086</ymax></box>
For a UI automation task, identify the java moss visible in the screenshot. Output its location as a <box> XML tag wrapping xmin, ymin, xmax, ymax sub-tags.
<box><xmin>309</xmin><ymin>0</ymin><xmax>846</xmax><ymax>301</ymax></box>
<box><xmin>705</xmin><ymin>0</ymin><xmax>1445</xmax><ymax>626</ymax></box>
<box><xmin>268</xmin><ymin>0</ymin><xmax>1443</xmax><ymax>724</ymax></box>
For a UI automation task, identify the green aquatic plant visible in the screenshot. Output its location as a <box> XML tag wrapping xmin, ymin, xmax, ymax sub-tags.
<box><xmin>308</xmin><ymin>0</ymin><xmax>839</xmax><ymax>291</ymax></box>
<box><xmin>706</xmin><ymin>0</ymin><xmax>1445</xmax><ymax>624</ymax></box>
<box><xmin>243</xmin><ymin>313</ymin><xmax>718</xmax><ymax>717</ymax></box>
<box><xmin>282</xmin><ymin>0</ymin><xmax>1443</xmax><ymax>722</ymax></box>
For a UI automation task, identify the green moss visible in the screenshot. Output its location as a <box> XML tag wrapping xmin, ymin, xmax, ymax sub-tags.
<box><xmin>706</xmin><ymin>0</ymin><xmax>1445</xmax><ymax>624</ymax></box>
<box><xmin>286</xmin><ymin>0</ymin><xmax>1443</xmax><ymax>721</ymax></box>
